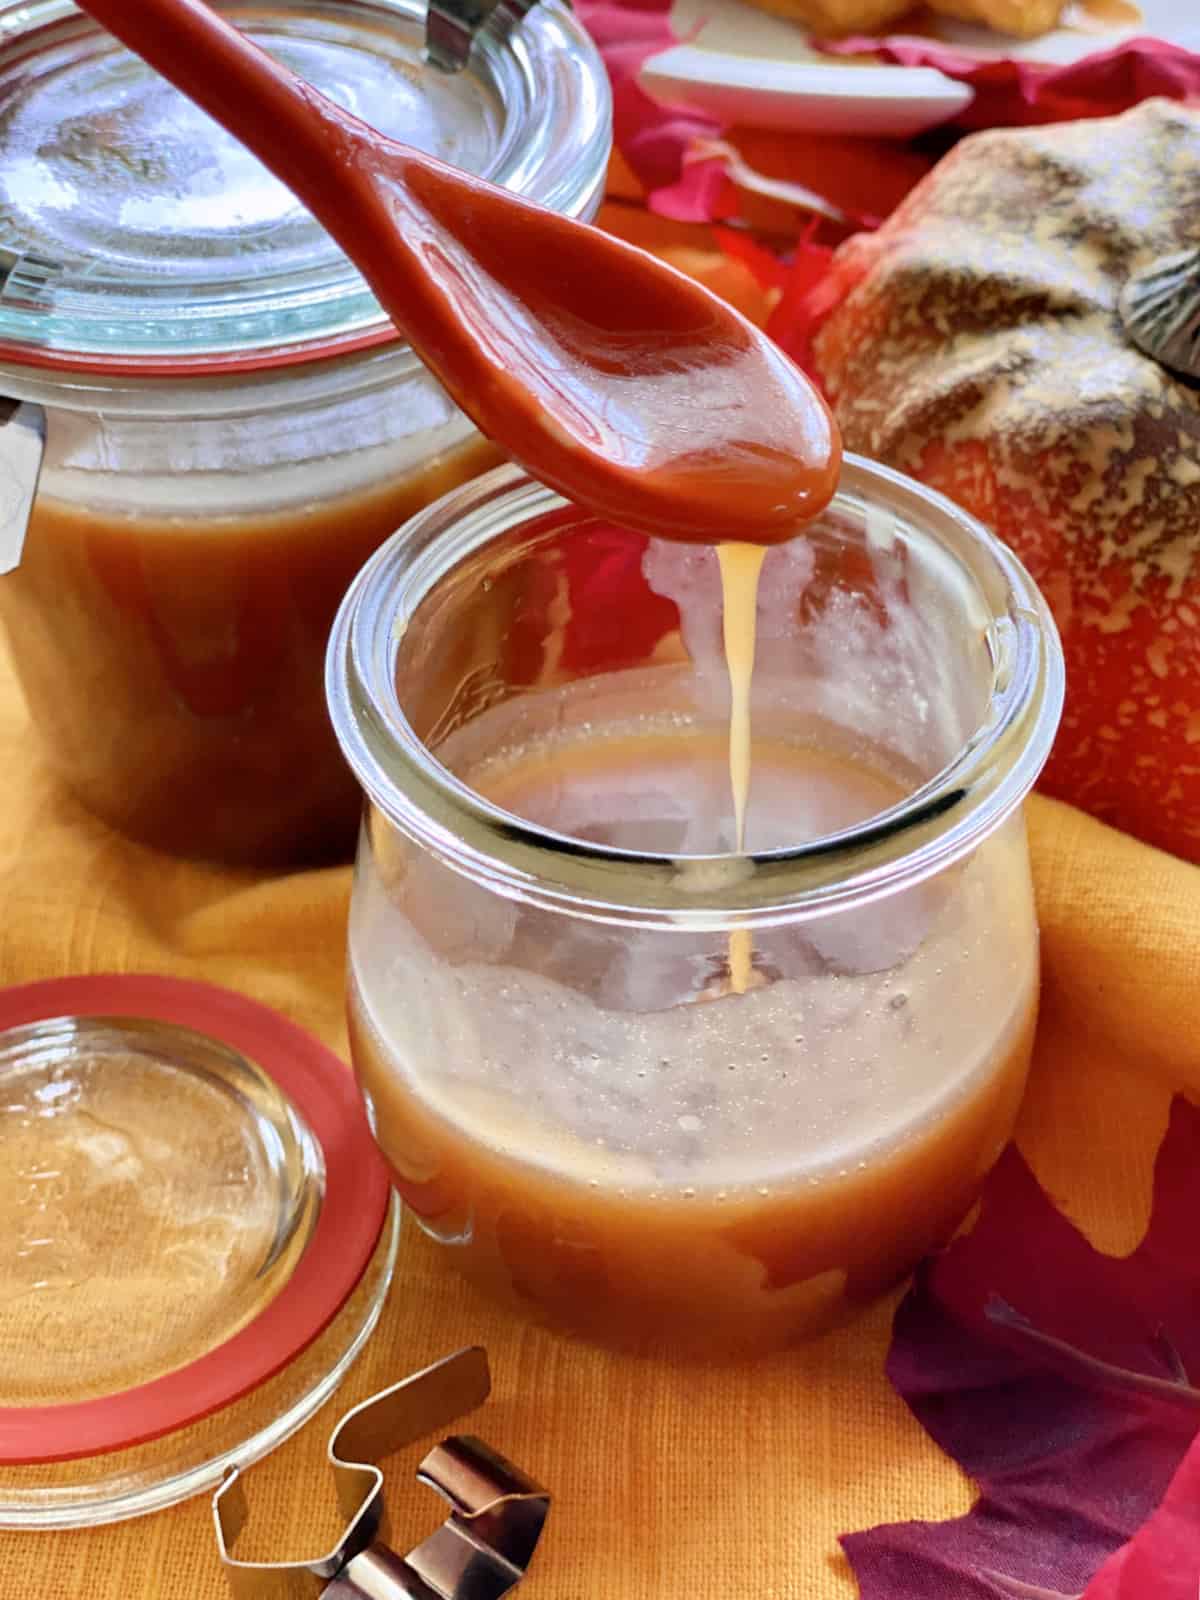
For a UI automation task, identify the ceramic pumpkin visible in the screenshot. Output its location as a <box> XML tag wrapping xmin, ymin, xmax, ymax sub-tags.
<box><xmin>812</xmin><ymin>99</ymin><xmax>1200</xmax><ymax>862</ymax></box>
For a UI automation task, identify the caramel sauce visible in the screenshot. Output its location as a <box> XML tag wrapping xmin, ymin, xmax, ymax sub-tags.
<box><xmin>716</xmin><ymin>541</ymin><xmax>767</xmax><ymax>996</ymax></box>
<box><xmin>350</xmin><ymin>724</ymin><xmax>1040</xmax><ymax>1355</ymax></box>
<box><xmin>351</xmin><ymin>928</ymin><xmax>1036</xmax><ymax>1354</ymax></box>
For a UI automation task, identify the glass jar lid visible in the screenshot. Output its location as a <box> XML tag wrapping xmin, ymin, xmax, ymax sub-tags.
<box><xmin>0</xmin><ymin>973</ymin><xmax>397</xmax><ymax>1528</ymax></box>
<box><xmin>0</xmin><ymin>0</ymin><xmax>611</xmax><ymax>372</ymax></box>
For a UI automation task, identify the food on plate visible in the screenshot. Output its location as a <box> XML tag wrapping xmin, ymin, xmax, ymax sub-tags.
<box><xmin>812</xmin><ymin>101</ymin><xmax>1200</xmax><ymax>861</ymax></box>
<box><xmin>734</xmin><ymin>0</ymin><xmax>1069</xmax><ymax>38</ymax></box>
<box><xmin>926</xmin><ymin>0</ymin><xmax>1066</xmax><ymax>37</ymax></box>
<box><xmin>733</xmin><ymin>0</ymin><xmax>915</xmax><ymax>36</ymax></box>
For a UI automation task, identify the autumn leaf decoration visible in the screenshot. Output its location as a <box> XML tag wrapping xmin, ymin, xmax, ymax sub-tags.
<box><xmin>844</xmin><ymin>1097</ymin><xmax>1200</xmax><ymax>1600</ymax></box>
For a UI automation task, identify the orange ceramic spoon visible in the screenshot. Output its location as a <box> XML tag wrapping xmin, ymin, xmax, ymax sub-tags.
<box><xmin>74</xmin><ymin>0</ymin><xmax>840</xmax><ymax>545</ymax></box>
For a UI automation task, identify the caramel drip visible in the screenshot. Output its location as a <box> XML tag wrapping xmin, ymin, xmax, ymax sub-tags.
<box><xmin>717</xmin><ymin>542</ymin><xmax>767</xmax><ymax>996</ymax></box>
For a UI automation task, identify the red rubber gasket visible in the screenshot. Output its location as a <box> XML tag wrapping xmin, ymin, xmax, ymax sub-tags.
<box><xmin>0</xmin><ymin>974</ymin><xmax>391</xmax><ymax>1465</ymax></box>
<box><xmin>0</xmin><ymin>324</ymin><xmax>395</xmax><ymax>378</ymax></box>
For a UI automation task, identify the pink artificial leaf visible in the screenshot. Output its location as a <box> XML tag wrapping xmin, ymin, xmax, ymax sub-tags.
<box><xmin>573</xmin><ymin>0</ymin><xmax>725</xmax><ymax>220</ymax></box>
<box><xmin>816</xmin><ymin>35</ymin><xmax>1200</xmax><ymax>130</ymax></box>
<box><xmin>842</xmin><ymin>1096</ymin><xmax>1200</xmax><ymax>1600</ymax></box>
<box><xmin>648</xmin><ymin>155</ymin><xmax>733</xmax><ymax>225</ymax></box>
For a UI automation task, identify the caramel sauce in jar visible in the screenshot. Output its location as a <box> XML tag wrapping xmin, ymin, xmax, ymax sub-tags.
<box><xmin>351</xmin><ymin>727</ymin><xmax>1039</xmax><ymax>1356</ymax></box>
<box><xmin>1</xmin><ymin>432</ymin><xmax>499</xmax><ymax>864</ymax></box>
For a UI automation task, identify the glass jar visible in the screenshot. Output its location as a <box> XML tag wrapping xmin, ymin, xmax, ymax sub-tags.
<box><xmin>0</xmin><ymin>0</ymin><xmax>610</xmax><ymax>866</ymax></box>
<box><xmin>327</xmin><ymin>458</ymin><xmax>1065</xmax><ymax>1357</ymax></box>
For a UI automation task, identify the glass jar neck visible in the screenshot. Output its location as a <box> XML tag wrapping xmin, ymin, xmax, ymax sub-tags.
<box><xmin>327</xmin><ymin>458</ymin><xmax>1065</xmax><ymax>930</ymax></box>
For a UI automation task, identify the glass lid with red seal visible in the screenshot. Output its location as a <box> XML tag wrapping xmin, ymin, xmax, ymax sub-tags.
<box><xmin>0</xmin><ymin>973</ymin><xmax>398</xmax><ymax>1529</ymax></box>
<box><xmin>0</xmin><ymin>0</ymin><xmax>610</xmax><ymax>372</ymax></box>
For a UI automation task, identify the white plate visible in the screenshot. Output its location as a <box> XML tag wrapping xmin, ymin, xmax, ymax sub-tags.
<box><xmin>641</xmin><ymin>0</ymin><xmax>1200</xmax><ymax>138</ymax></box>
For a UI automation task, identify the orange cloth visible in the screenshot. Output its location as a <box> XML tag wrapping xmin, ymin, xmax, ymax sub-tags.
<box><xmin>0</xmin><ymin>626</ymin><xmax>1195</xmax><ymax>1599</ymax></box>
<box><xmin>1</xmin><ymin>172</ymin><xmax>1195</xmax><ymax>1597</ymax></box>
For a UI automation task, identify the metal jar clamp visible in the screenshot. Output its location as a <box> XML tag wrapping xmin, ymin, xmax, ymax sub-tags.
<box><xmin>213</xmin><ymin>1348</ymin><xmax>550</xmax><ymax>1600</ymax></box>
<box><xmin>424</xmin><ymin>0</ymin><xmax>541</xmax><ymax>73</ymax></box>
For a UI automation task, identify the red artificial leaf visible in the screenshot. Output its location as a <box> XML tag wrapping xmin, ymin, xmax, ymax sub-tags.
<box><xmin>714</xmin><ymin>225</ymin><xmax>792</xmax><ymax>295</ymax></box>
<box><xmin>842</xmin><ymin>1096</ymin><xmax>1200</xmax><ymax>1600</ymax></box>
<box><xmin>712</xmin><ymin>223</ymin><xmax>851</xmax><ymax>382</ymax></box>
<box><xmin>763</xmin><ymin>226</ymin><xmax>839</xmax><ymax>379</ymax></box>
<box><xmin>496</xmin><ymin>511</ymin><xmax>679</xmax><ymax>687</ymax></box>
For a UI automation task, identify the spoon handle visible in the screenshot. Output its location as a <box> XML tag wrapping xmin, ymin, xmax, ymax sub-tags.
<box><xmin>72</xmin><ymin>0</ymin><xmax>403</xmax><ymax>284</ymax></box>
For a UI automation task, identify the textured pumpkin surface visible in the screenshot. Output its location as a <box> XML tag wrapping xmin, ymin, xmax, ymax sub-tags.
<box><xmin>814</xmin><ymin>99</ymin><xmax>1200</xmax><ymax>862</ymax></box>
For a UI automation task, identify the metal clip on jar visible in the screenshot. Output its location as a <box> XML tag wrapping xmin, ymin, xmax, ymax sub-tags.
<box><xmin>0</xmin><ymin>0</ymin><xmax>611</xmax><ymax>866</ymax></box>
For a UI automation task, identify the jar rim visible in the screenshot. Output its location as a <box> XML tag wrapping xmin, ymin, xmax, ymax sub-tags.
<box><xmin>326</xmin><ymin>457</ymin><xmax>1066</xmax><ymax>928</ymax></box>
<box><xmin>0</xmin><ymin>0</ymin><xmax>610</xmax><ymax>380</ymax></box>
<box><xmin>0</xmin><ymin>336</ymin><xmax>435</xmax><ymax>418</ymax></box>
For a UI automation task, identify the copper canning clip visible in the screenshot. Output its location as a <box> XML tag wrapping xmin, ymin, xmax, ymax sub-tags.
<box><xmin>213</xmin><ymin>1347</ymin><xmax>550</xmax><ymax>1600</ymax></box>
<box><xmin>424</xmin><ymin>0</ymin><xmax>540</xmax><ymax>74</ymax></box>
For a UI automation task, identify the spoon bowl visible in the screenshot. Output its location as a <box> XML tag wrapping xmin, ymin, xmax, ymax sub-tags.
<box><xmin>74</xmin><ymin>0</ymin><xmax>840</xmax><ymax>545</ymax></box>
